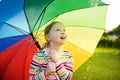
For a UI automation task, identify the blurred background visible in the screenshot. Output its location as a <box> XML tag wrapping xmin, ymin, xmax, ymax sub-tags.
<box><xmin>72</xmin><ymin>0</ymin><xmax>120</xmax><ymax>80</ymax></box>
<box><xmin>72</xmin><ymin>24</ymin><xmax>120</xmax><ymax>80</ymax></box>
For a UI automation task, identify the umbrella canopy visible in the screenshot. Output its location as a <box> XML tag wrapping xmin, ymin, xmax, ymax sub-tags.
<box><xmin>0</xmin><ymin>0</ymin><xmax>108</xmax><ymax>80</ymax></box>
<box><xmin>25</xmin><ymin>0</ymin><xmax>108</xmax><ymax>71</ymax></box>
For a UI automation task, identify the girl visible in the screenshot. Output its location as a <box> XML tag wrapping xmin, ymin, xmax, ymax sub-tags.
<box><xmin>29</xmin><ymin>22</ymin><xmax>74</xmax><ymax>80</ymax></box>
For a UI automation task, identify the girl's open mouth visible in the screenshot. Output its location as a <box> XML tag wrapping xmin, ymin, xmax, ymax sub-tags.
<box><xmin>60</xmin><ymin>36</ymin><xmax>66</xmax><ymax>40</ymax></box>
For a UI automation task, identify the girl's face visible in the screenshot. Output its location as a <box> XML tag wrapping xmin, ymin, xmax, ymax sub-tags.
<box><xmin>47</xmin><ymin>23</ymin><xmax>67</xmax><ymax>46</ymax></box>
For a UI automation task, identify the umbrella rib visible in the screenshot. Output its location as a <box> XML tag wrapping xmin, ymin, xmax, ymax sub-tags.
<box><xmin>0</xmin><ymin>35</ymin><xmax>27</xmax><ymax>40</ymax></box>
<box><xmin>38</xmin><ymin>4</ymin><xmax>107</xmax><ymax>30</ymax></box>
<box><xmin>32</xmin><ymin>0</ymin><xmax>55</xmax><ymax>37</ymax></box>
<box><xmin>3</xmin><ymin>22</ymin><xmax>29</xmax><ymax>35</ymax></box>
<box><xmin>23</xmin><ymin>0</ymin><xmax>31</xmax><ymax>33</ymax></box>
<box><xmin>33</xmin><ymin>8</ymin><xmax>46</xmax><ymax>38</ymax></box>
<box><xmin>32</xmin><ymin>9</ymin><xmax>44</xmax><ymax>32</ymax></box>
<box><xmin>33</xmin><ymin>0</ymin><xmax>54</xmax><ymax>37</ymax></box>
<box><xmin>67</xmin><ymin>25</ymin><xmax>106</xmax><ymax>30</ymax></box>
<box><xmin>35</xmin><ymin>14</ymin><xmax>58</xmax><ymax>38</ymax></box>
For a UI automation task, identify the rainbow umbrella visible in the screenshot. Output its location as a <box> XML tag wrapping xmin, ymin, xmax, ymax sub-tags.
<box><xmin>0</xmin><ymin>0</ymin><xmax>108</xmax><ymax>80</ymax></box>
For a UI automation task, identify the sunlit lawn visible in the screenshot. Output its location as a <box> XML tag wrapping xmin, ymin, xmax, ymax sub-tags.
<box><xmin>72</xmin><ymin>47</ymin><xmax>120</xmax><ymax>80</ymax></box>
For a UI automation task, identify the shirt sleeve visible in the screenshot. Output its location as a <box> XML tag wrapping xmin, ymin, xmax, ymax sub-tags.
<box><xmin>29</xmin><ymin>52</ymin><xmax>48</xmax><ymax>80</ymax></box>
<box><xmin>55</xmin><ymin>52</ymin><xmax>74</xmax><ymax>80</ymax></box>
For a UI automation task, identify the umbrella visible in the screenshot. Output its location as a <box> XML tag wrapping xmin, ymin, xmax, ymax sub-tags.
<box><xmin>0</xmin><ymin>0</ymin><xmax>108</xmax><ymax>80</ymax></box>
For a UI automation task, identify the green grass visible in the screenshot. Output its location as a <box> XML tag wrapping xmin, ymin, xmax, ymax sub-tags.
<box><xmin>72</xmin><ymin>47</ymin><xmax>120</xmax><ymax>80</ymax></box>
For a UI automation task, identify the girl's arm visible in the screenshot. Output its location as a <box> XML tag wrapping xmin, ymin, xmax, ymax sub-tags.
<box><xmin>29</xmin><ymin>52</ymin><xmax>48</xmax><ymax>80</ymax></box>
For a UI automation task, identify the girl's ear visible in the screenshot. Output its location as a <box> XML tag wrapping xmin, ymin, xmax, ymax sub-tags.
<box><xmin>45</xmin><ymin>34</ymin><xmax>51</xmax><ymax>41</ymax></box>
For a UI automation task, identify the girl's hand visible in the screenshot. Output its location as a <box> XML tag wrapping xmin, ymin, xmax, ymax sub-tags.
<box><xmin>48</xmin><ymin>49</ymin><xmax>59</xmax><ymax>63</ymax></box>
<box><xmin>46</xmin><ymin>62</ymin><xmax>56</xmax><ymax>75</ymax></box>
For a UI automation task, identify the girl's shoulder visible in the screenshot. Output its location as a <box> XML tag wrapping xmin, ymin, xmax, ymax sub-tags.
<box><xmin>34</xmin><ymin>49</ymin><xmax>46</xmax><ymax>58</ymax></box>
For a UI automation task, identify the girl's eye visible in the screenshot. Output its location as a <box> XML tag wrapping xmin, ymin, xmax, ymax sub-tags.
<box><xmin>56</xmin><ymin>29</ymin><xmax>60</xmax><ymax>31</ymax></box>
<box><xmin>63</xmin><ymin>29</ymin><xmax>66</xmax><ymax>32</ymax></box>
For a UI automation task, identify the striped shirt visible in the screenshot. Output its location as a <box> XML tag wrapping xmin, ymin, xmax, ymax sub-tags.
<box><xmin>29</xmin><ymin>49</ymin><xmax>73</xmax><ymax>80</ymax></box>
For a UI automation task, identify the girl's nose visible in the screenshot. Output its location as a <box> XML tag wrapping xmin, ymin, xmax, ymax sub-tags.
<box><xmin>61</xmin><ymin>31</ymin><xmax>65</xmax><ymax>34</ymax></box>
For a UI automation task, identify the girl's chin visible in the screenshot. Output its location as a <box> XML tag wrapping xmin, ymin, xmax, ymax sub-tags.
<box><xmin>54</xmin><ymin>40</ymin><xmax>67</xmax><ymax>45</ymax></box>
<box><xmin>59</xmin><ymin>41</ymin><xmax>66</xmax><ymax>45</ymax></box>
